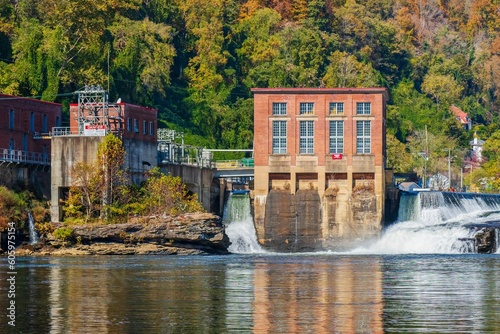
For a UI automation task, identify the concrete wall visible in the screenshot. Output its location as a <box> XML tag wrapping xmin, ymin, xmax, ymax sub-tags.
<box><xmin>123</xmin><ymin>138</ymin><xmax>157</xmax><ymax>184</ymax></box>
<box><xmin>50</xmin><ymin>136</ymin><xmax>158</xmax><ymax>222</ymax></box>
<box><xmin>160</xmin><ymin>164</ymin><xmax>215</xmax><ymax>212</ymax></box>
<box><xmin>0</xmin><ymin>166</ymin><xmax>51</xmax><ymax>198</ymax></box>
<box><xmin>260</xmin><ymin>188</ymin><xmax>380</xmax><ymax>252</ymax></box>
<box><xmin>50</xmin><ymin>136</ymin><xmax>103</xmax><ymax>222</ymax></box>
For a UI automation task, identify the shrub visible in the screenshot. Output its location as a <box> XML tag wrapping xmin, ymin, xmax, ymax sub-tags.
<box><xmin>32</xmin><ymin>201</ymin><xmax>50</xmax><ymax>223</ymax></box>
<box><xmin>53</xmin><ymin>227</ymin><xmax>74</xmax><ymax>242</ymax></box>
<box><xmin>35</xmin><ymin>222</ymin><xmax>55</xmax><ymax>237</ymax></box>
<box><xmin>0</xmin><ymin>186</ymin><xmax>27</xmax><ymax>231</ymax></box>
<box><xmin>143</xmin><ymin>168</ymin><xmax>204</xmax><ymax>216</ymax></box>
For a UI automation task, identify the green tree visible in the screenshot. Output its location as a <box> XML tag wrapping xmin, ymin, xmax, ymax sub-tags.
<box><xmin>143</xmin><ymin>168</ymin><xmax>204</xmax><ymax>216</ymax></box>
<box><xmin>97</xmin><ymin>133</ymin><xmax>126</xmax><ymax>217</ymax></box>
<box><xmin>64</xmin><ymin>134</ymin><xmax>126</xmax><ymax>222</ymax></box>
<box><xmin>322</xmin><ymin>50</ymin><xmax>380</xmax><ymax>87</ymax></box>
<box><xmin>386</xmin><ymin>133</ymin><xmax>413</xmax><ymax>172</ymax></box>
<box><xmin>421</xmin><ymin>73</ymin><xmax>463</xmax><ymax>110</ymax></box>
<box><xmin>110</xmin><ymin>17</ymin><xmax>176</xmax><ymax>101</ymax></box>
<box><xmin>219</xmin><ymin>98</ymin><xmax>254</xmax><ymax>158</ymax></box>
<box><xmin>179</xmin><ymin>0</ymin><xmax>238</xmax><ymax>145</ymax></box>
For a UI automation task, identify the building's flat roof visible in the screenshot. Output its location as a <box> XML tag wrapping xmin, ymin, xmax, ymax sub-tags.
<box><xmin>0</xmin><ymin>93</ymin><xmax>62</xmax><ymax>106</ymax></box>
<box><xmin>69</xmin><ymin>102</ymin><xmax>157</xmax><ymax>112</ymax></box>
<box><xmin>251</xmin><ymin>87</ymin><xmax>389</xmax><ymax>99</ymax></box>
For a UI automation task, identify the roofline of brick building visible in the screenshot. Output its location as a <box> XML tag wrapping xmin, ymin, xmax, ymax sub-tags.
<box><xmin>0</xmin><ymin>93</ymin><xmax>62</xmax><ymax>106</ymax></box>
<box><xmin>251</xmin><ymin>87</ymin><xmax>389</xmax><ymax>100</ymax></box>
<box><xmin>69</xmin><ymin>102</ymin><xmax>157</xmax><ymax>112</ymax></box>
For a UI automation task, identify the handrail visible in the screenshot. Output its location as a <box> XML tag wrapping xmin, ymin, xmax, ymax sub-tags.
<box><xmin>0</xmin><ymin>148</ymin><xmax>50</xmax><ymax>165</ymax></box>
<box><xmin>51</xmin><ymin>127</ymin><xmax>80</xmax><ymax>136</ymax></box>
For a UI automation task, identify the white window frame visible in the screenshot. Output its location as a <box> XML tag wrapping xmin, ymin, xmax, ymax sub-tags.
<box><xmin>299</xmin><ymin>102</ymin><xmax>314</xmax><ymax>115</ymax></box>
<box><xmin>272</xmin><ymin>121</ymin><xmax>287</xmax><ymax>154</ymax></box>
<box><xmin>329</xmin><ymin>121</ymin><xmax>344</xmax><ymax>154</ymax></box>
<box><xmin>143</xmin><ymin>120</ymin><xmax>147</xmax><ymax>135</ymax></box>
<box><xmin>272</xmin><ymin>102</ymin><xmax>287</xmax><ymax>115</ymax></box>
<box><xmin>356</xmin><ymin>121</ymin><xmax>371</xmax><ymax>154</ymax></box>
<box><xmin>329</xmin><ymin>102</ymin><xmax>344</xmax><ymax>115</ymax></box>
<box><xmin>149</xmin><ymin>121</ymin><xmax>154</xmax><ymax>135</ymax></box>
<box><xmin>356</xmin><ymin>102</ymin><xmax>371</xmax><ymax>115</ymax></box>
<box><xmin>299</xmin><ymin>121</ymin><xmax>314</xmax><ymax>154</ymax></box>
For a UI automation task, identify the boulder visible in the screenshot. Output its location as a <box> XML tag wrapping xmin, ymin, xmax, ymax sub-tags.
<box><xmin>35</xmin><ymin>213</ymin><xmax>230</xmax><ymax>255</ymax></box>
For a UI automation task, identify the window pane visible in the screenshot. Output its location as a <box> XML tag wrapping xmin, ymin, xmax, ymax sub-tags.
<box><xmin>272</xmin><ymin>102</ymin><xmax>287</xmax><ymax>115</ymax></box>
<box><xmin>329</xmin><ymin>102</ymin><xmax>344</xmax><ymax>115</ymax></box>
<box><xmin>300</xmin><ymin>121</ymin><xmax>314</xmax><ymax>154</ymax></box>
<box><xmin>356</xmin><ymin>102</ymin><xmax>371</xmax><ymax>115</ymax></box>
<box><xmin>329</xmin><ymin>121</ymin><xmax>344</xmax><ymax>153</ymax></box>
<box><xmin>272</xmin><ymin>121</ymin><xmax>287</xmax><ymax>154</ymax></box>
<box><xmin>9</xmin><ymin>110</ymin><xmax>14</xmax><ymax>129</ymax></box>
<box><xmin>300</xmin><ymin>102</ymin><xmax>314</xmax><ymax>115</ymax></box>
<box><xmin>42</xmin><ymin>114</ymin><xmax>48</xmax><ymax>132</ymax></box>
<box><xmin>356</xmin><ymin>121</ymin><xmax>371</xmax><ymax>154</ymax></box>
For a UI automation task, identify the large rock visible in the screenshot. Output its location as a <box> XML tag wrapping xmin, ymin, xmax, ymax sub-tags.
<box><xmin>474</xmin><ymin>227</ymin><xmax>498</xmax><ymax>254</ymax></box>
<box><xmin>39</xmin><ymin>213</ymin><xmax>230</xmax><ymax>255</ymax></box>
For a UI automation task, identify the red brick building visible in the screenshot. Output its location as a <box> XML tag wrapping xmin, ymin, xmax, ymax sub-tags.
<box><xmin>251</xmin><ymin>87</ymin><xmax>389</xmax><ymax>251</ymax></box>
<box><xmin>69</xmin><ymin>102</ymin><xmax>157</xmax><ymax>143</ymax></box>
<box><xmin>0</xmin><ymin>94</ymin><xmax>62</xmax><ymax>164</ymax></box>
<box><xmin>51</xmin><ymin>100</ymin><xmax>159</xmax><ymax>221</ymax></box>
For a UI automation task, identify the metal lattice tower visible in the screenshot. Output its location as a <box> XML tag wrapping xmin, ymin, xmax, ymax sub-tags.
<box><xmin>75</xmin><ymin>85</ymin><xmax>122</xmax><ymax>136</ymax></box>
<box><xmin>157</xmin><ymin>129</ymin><xmax>179</xmax><ymax>143</ymax></box>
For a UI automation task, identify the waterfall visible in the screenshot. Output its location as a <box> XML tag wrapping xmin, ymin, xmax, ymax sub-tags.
<box><xmin>355</xmin><ymin>191</ymin><xmax>500</xmax><ymax>254</ymax></box>
<box><xmin>28</xmin><ymin>212</ymin><xmax>39</xmax><ymax>244</ymax></box>
<box><xmin>223</xmin><ymin>192</ymin><xmax>264</xmax><ymax>254</ymax></box>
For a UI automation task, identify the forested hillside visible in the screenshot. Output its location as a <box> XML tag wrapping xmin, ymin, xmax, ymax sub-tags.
<box><xmin>1</xmin><ymin>0</ymin><xmax>500</xmax><ymax>189</ymax></box>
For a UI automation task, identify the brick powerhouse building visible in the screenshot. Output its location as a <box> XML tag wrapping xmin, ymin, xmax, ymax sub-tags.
<box><xmin>0</xmin><ymin>94</ymin><xmax>62</xmax><ymax>194</ymax></box>
<box><xmin>252</xmin><ymin>88</ymin><xmax>389</xmax><ymax>251</ymax></box>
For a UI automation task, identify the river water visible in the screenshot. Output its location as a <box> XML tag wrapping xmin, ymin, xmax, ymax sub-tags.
<box><xmin>1</xmin><ymin>254</ymin><xmax>499</xmax><ymax>333</ymax></box>
<box><xmin>1</xmin><ymin>191</ymin><xmax>500</xmax><ymax>333</ymax></box>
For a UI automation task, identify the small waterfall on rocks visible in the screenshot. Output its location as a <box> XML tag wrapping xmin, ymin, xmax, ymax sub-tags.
<box><xmin>223</xmin><ymin>192</ymin><xmax>264</xmax><ymax>254</ymax></box>
<box><xmin>355</xmin><ymin>191</ymin><xmax>500</xmax><ymax>254</ymax></box>
<box><xmin>28</xmin><ymin>212</ymin><xmax>39</xmax><ymax>244</ymax></box>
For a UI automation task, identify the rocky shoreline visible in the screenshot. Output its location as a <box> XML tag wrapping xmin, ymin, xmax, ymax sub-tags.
<box><xmin>12</xmin><ymin>212</ymin><xmax>231</xmax><ymax>256</ymax></box>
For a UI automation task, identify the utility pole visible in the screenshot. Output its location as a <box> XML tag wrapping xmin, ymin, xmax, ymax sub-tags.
<box><xmin>424</xmin><ymin>125</ymin><xmax>428</xmax><ymax>188</ymax></box>
<box><xmin>448</xmin><ymin>148</ymin><xmax>451</xmax><ymax>190</ymax></box>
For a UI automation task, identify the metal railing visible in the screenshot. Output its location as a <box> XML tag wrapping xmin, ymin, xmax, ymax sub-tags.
<box><xmin>51</xmin><ymin>127</ymin><xmax>80</xmax><ymax>136</ymax></box>
<box><xmin>0</xmin><ymin>148</ymin><xmax>50</xmax><ymax>165</ymax></box>
<box><xmin>158</xmin><ymin>142</ymin><xmax>213</xmax><ymax>168</ymax></box>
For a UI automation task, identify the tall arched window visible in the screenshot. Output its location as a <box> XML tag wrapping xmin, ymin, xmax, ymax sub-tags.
<box><xmin>23</xmin><ymin>133</ymin><xmax>28</xmax><ymax>151</ymax></box>
<box><xmin>42</xmin><ymin>114</ymin><xmax>48</xmax><ymax>132</ymax></box>
<box><xmin>30</xmin><ymin>112</ymin><xmax>35</xmax><ymax>132</ymax></box>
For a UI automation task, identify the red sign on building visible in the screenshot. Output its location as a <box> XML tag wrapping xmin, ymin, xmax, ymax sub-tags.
<box><xmin>331</xmin><ymin>153</ymin><xmax>343</xmax><ymax>160</ymax></box>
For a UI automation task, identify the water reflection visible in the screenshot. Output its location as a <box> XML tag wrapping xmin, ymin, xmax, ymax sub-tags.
<box><xmin>381</xmin><ymin>256</ymin><xmax>500</xmax><ymax>333</ymax></box>
<box><xmin>251</xmin><ymin>258</ymin><xmax>383</xmax><ymax>333</ymax></box>
<box><xmin>1</xmin><ymin>255</ymin><xmax>499</xmax><ymax>333</ymax></box>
